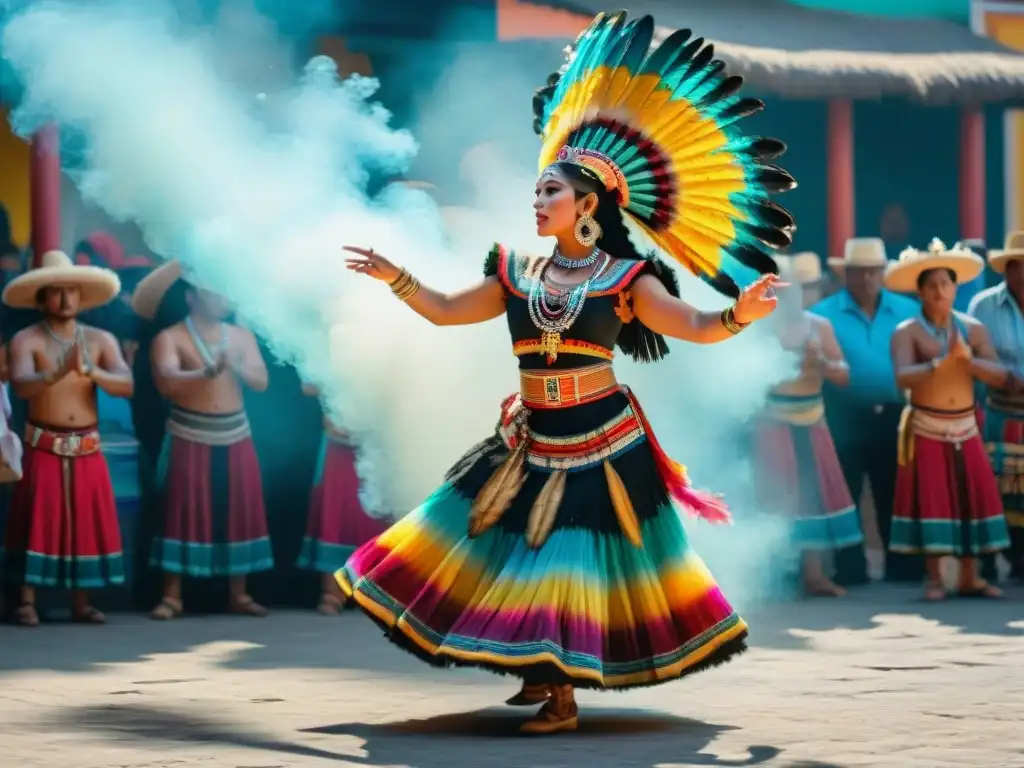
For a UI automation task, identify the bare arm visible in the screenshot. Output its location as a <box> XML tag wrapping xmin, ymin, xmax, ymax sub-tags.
<box><xmin>630</xmin><ymin>275</ymin><xmax>736</xmax><ymax>344</ymax></box>
<box><xmin>9</xmin><ymin>331</ymin><xmax>66</xmax><ymax>399</ymax></box>
<box><xmin>816</xmin><ymin>318</ymin><xmax>850</xmax><ymax>387</ymax></box>
<box><xmin>302</xmin><ymin>382</ymin><xmax>319</xmax><ymax>396</ymax></box>
<box><xmin>399</xmin><ymin>276</ymin><xmax>506</xmax><ymax>327</ymax></box>
<box><xmin>968</xmin><ymin>323</ymin><xmax>1011</xmax><ymax>389</ymax></box>
<box><xmin>90</xmin><ymin>331</ymin><xmax>134</xmax><ymax>398</ymax></box>
<box><xmin>151</xmin><ymin>330</ymin><xmax>215</xmax><ymax>397</ymax></box>
<box><xmin>892</xmin><ymin>326</ymin><xmax>936</xmax><ymax>390</ymax></box>
<box><xmin>343</xmin><ymin>246</ymin><xmax>506</xmax><ymax>327</ymax></box>
<box><xmin>231</xmin><ymin>329</ymin><xmax>268</xmax><ymax>392</ymax></box>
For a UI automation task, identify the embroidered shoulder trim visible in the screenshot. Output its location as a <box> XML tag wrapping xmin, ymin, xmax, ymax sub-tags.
<box><xmin>589</xmin><ymin>259</ymin><xmax>648</xmax><ymax>296</ymax></box>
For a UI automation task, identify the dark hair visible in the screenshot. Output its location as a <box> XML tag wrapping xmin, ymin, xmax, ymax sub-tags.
<box><xmin>552</xmin><ymin>161</ymin><xmax>646</xmax><ymax>262</ymax></box>
<box><xmin>916</xmin><ymin>267</ymin><xmax>956</xmax><ymax>290</ymax></box>
<box><xmin>549</xmin><ymin>161</ymin><xmax>680</xmax><ymax>362</ymax></box>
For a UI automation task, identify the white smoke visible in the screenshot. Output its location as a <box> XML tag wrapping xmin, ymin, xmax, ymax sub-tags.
<box><xmin>2</xmin><ymin>0</ymin><xmax>801</xmax><ymax>607</ymax></box>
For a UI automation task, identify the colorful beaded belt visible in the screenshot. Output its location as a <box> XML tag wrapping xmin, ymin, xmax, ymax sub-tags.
<box><xmin>512</xmin><ymin>338</ymin><xmax>613</xmax><ymax>361</ymax></box>
<box><xmin>519</xmin><ymin>363</ymin><xmax>618</xmax><ymax>409</ymax></box>
<box><xmin>527</xmin><ymin>401</ymin><xmax>645</xmax><ymax>472</ymax></box>
<box><xmin>25</xmin><ymin>423</ymin><xmax>101</xmax><ymax>457</ymax></box>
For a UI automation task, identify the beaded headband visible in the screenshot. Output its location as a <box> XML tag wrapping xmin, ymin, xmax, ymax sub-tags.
<box><xmin>542</xmin><ymin>146</ymin><xmax>631</xmax><ymax>208</ymax></box>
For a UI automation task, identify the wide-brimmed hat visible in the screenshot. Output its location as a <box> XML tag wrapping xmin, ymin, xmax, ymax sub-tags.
<box><xmin>130</xmin><ymin>259</ymin><xmax>182</xmax><ymax>319</ymax></box>
<box><xmin>2</xmin><ymin>249</ymin><xmax>120</xmax><ymax>310</ymax></box>
<box><xmin>775</xmin><ymin>252</ymin><xmax>822</xmax><ymax>285</ymax></box>
<box><xmin>883</xmin><ymin>237</ymin><xmax>984</xmax><ymax>293</ymax></box>
<box><xmin>988</xmin><ymin>231</ymin><xmax>1024</xmax><ymax>274</ymax></box>
<box><xmin>827</xmin><ymin>237</ymin><xmax>888</xmax><ymax>275</ymax></box>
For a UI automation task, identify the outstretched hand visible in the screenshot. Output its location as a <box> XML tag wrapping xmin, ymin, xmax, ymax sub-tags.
<box><xmin>733</xmin><ymin>273</ymin><xmax>787</xmax><ymax>325</ymax></box>
<box><xmin>343</xmin><ymin>246</ymin><xmax>401</xmax><ymax>284</ymax></box>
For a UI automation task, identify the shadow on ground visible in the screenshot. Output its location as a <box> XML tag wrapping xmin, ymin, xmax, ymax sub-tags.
<box><xmin>0</xmin><ymin>585</ymin><xmax>1020</xmax><ymax>678</ymax></box>
<box><xmin>23</xmin><ymin>701</ymin><xmax>855</xmax><ymax>768</ymax></box>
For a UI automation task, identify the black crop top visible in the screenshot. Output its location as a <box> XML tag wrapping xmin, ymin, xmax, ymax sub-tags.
<box><xmin>485</xmin><ymin>244</ymin><xmax>658</xmax><ymax>371</ymax></box>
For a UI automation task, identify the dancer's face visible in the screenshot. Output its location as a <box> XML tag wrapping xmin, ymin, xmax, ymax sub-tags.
<box><xmin>39</xmin><ymin>284</ymin><xmax>81</xmax><ymax>319</ymax></box>
<box><xmin>533</xmin><ymin>169</ymin><xmax>592</xmax><ymax>239</ymax></box>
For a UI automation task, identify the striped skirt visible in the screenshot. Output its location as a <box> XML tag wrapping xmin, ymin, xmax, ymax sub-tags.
<box><xmin>337</xmin><ymin>388</ymin><xmax>746</xmax><ymax>690</ymax></box>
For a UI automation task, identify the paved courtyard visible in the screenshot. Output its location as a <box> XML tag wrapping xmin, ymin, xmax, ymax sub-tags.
<box><xmin>1</xmin><ymin>585</ymin><xmax>1022</xmax><ymax>768</ymax></box>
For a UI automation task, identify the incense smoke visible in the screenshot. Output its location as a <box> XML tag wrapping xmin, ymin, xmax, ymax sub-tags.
<box><xmin>2</xmin><ymin>0</ymin><xmax>801</xmax><ymax>606</ymax></box>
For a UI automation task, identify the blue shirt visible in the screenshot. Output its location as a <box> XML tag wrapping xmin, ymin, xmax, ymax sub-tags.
<box><xmin>954</xmin><ymin>272</ymin><xmax>987</xmax><ymax>313</ymax></box>
<box><xmin>967</xmin><ymin>282</ymin><xmax>1024</xmax><ymax>374</ymax></box>
<box><xmin>809</xmin><ymin>288</ymin><xmax>920</xmax><ymax>405</ymax></box>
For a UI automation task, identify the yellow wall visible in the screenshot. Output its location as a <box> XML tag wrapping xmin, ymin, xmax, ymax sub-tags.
<box><xmin>0</xmin><ymin>107</ymin><xmax>31</xmax><ymax>247</ymax></box>
<box><xmin>984</xmin><ymin>11</ymin><xmax>1024</xmax><ymax>231</ymax></box>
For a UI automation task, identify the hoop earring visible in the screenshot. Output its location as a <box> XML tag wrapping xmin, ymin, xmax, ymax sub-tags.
<box><xmin>574</xmin><ymin>214</ymin><xmax>601</xmax><ymax>248</ymax></box>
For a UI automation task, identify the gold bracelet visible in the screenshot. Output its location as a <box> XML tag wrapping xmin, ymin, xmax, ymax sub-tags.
<box><xmin>721</xmin><ymin>306</ymin><xmax>749</xmax><ymax>335</ymax></box>
<box><xmin>42</xmin><ymin>370</ymin><xmax>55</xmax><ymax>385</ymax></box>
<box><xmin>390</xmin><ymin>268</ymin><xmax>421</xmax><ymax>302</ymax></box>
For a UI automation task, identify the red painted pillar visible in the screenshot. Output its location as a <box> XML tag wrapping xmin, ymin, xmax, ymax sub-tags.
<box><xmin>827</xmin><ymin>100</ymin><xmax>855</xmax><ymax>260</ymax></box>
<box><xmin>29</xmin><ymin>123</ymin><xmax>61</xmax><ymax>268</ymax></box>
<box><xmin>959</xmin><ymin>108</ymin><xmax>986</xmax><ymax>241</ymax></box>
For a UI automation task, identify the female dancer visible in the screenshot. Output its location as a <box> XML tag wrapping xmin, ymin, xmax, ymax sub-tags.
<box><xmin>337</xmin><ymin>12</ymin><xmax>796</xmax><ymax>734</ymax></box>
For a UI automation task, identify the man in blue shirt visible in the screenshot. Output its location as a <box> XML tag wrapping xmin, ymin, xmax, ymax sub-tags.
<box><xmin>811</xmin><ymin>238</ymin><xmax>921</xmax><ymax>584</ymax></box>
<box><xmin>967</xmin><ymin>231</ymin><xmax>1024</xmax><ymax>581</ymax></box>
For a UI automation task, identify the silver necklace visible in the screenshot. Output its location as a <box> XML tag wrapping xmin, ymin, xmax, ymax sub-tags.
<box><xmin>551</xmin><ymin>245</ymin><xmax>600</xmax><ymax>269</ymax></box>
<box><xmin>185</xmin><ymin>316</ymin><xmax>227</xmax><ymax>368</ymax></box>
<box><xmin>43</xmin><ymin>321</ymin><xmax>86</xmax><ymax>369</ymax></box>
<box><xmin>527</xmin><ymin>255</ymin><xmax>608</xmax><ymax>362</ymax></box>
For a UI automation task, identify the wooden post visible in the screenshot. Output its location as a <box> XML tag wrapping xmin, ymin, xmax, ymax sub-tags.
<box><xmin>29</xmin><ymin>123</ymin><xmax>61</xmax><ymax>267</ymax></box>
<box><xmin>959</xmin><ymin>108</ymin><xmax>986</xmax><ymax>241</ymax></box>
<box><xmin>827</xmin><ymin>100</ymin><xmax>855</xmax><ymax>260</ymax></box>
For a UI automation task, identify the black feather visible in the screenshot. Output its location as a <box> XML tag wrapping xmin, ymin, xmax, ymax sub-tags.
<box><xmin>749</xmin><ymin>200</ymin><xmax>796</xmax><ymax>231</ymax></box>
<box><xmin>729</xmin><ymin>243</ymin><xmax>780</xmax><ymax>274</ymax></box>
<box><xmin>751</xmin><ymin>165</ymin><xmax>798</xmax><ymax>193</ymax></box>
<box><xmin>718</xmin><ymin>98</ymin><xmax>765</xmax><ymax>122</ymax></box>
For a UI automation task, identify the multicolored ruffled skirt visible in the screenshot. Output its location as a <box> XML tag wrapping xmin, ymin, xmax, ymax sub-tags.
<box><xmin>336</xmin><ymin>387</ymin><xmax>747</xmax><ymax>690</ymax></box>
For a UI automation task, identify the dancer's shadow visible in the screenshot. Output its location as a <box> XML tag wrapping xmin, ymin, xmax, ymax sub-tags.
<box><xmin>304</xmin><ymin>707</ymin><xmax>790</xmax><ymax>767</ymax></box>
<box><xmin>29</xmin><ymin>703</ymin><xmax>354</xmax><ymax>763</ymax></box>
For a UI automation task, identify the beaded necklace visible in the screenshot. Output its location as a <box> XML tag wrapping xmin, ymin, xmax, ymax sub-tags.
<box><xmin>185</xmin><ymin>316</ymin><xmax>227</xmax><ymax>370</ymax></box>
<box><xmin>527</xmin><ymin>254</ymin><xmax>608</xmax><ymax>364</ymax></box>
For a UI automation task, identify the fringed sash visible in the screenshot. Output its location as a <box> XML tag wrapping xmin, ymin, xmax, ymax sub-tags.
<box><xmin>468</xmin><ymin>386</ymin><xmax>730</xmax><ymax>550</ymax></box>
<box><xmin>897</xmin><ymin>404</ymin><xmax>978</xmax><ymax>466</ymax></box>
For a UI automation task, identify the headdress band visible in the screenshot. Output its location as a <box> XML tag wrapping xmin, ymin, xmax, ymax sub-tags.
<box><xmin>555</xmin><ymin>146</ymin><xmax>630</xmax><ymax>208</ymax></box>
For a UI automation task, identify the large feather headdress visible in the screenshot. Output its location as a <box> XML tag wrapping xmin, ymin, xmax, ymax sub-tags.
<box><xmin>533</xmin><ymin>11</ymin><xmax>797</xmax><ymax>298</ymax></box>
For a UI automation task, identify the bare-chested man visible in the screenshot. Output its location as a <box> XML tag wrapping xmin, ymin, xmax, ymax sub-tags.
<box><xmin>2</xmin><ymin>250</ymin><xmax>133</xmax><ymax>626</ymax></box>
<box><xmin>130</xmin><ymin>260</ymin><xmax>272</xmax><ymax>619</ymax></box>
<box><xmin>756</xmin><ymin>253</ymin><xmax>863</xmax><ymax>597</ymax></box>
<box><xmin>887</xmin><ymin>239</ymin><xmax>1011</xmax><ymax>601</ymax></box>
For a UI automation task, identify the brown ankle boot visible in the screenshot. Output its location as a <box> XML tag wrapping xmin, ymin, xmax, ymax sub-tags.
<box><xmin>506</xmin><ymin>683</ymin><xmax>550</xmax><ymax>707</ymax></box>
<box><xmin>520</xmin><ymin>684</ymin><xmax>578</xmax><ymax>734</ymax></box>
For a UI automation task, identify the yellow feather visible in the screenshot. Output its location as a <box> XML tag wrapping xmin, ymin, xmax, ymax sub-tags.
<box><xmin>468</xmin><ymin>443</ymin><xmax>526</xmax><ymax>538</ymax></box>
<box><xmin>525</xmin><ymin>470</ymin><xmax>567</xmax><ymax>549</ymax></box>
<box><xmin>604</xmin><ymin>460</ymin><xmax>642</xmax><ymax>547</ymax></box>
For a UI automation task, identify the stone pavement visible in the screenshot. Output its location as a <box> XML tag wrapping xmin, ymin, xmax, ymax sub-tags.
<box><xmin>1</xmin><ymin>585</ymin><xmax>1022</xmax><ymax>768</ymax></box>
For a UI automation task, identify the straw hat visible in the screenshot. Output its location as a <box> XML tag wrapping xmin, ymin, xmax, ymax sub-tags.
<box><xmin>826</xmin><ymin>237</ymin><xmax>888</xmax><ymax>275</ymax></box>
<box><xmin>2</xmin><ymin>250</ymin><xmax>120</xmax><ymax>310</ymax></box>
<box><xmin>775</xmin><ymin>252</ymin><xmax>822</xmax><ymax>285</ymax></box>
<box><xmin>988</xmin><ymin>231</ymin><xmax>1024</xmax><ymax>274</ymax></box>
<box><xmin>883</xmin><ymin>237</ymin><xmax>984</xmax><ymax>293</ymax></box>
<box><xmin>130</xmin><ymin>259</ymin><xmax>182</xmax><ymax>320</ymax></box>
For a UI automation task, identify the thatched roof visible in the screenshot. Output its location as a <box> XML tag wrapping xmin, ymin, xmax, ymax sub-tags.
<box><xmin>520</xmin><ymin>0</ymin><xmax>1024</xmax><ymax>105</ymax></box>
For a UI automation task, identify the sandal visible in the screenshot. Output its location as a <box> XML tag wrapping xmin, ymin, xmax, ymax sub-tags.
<box><xmin>923</xmin><ymin>581</ymin><xmax>947</xmax><ymax>602</ymax></box>
<box><xmin>72</xmin><ymin>606</ymin><xmax>106</xmax><ymax>625</ymax></box>
<box><xmin>520</xmin><ymin>685</ymin><xmax>578</xmax><ymax>735</ymax></box>
<box><xmin>150</xmin><ymin>597</ymin><xmax>183</xmax><ymax>621</ymax></box>
<box><xmin>957</xmin><ymin>580</ymin><xmax>1003</xmax><ymax>599</ymax></box>
<box><xmin>506</xmin><ymin>684</ymin><xmax>551</xmax><ymax>707</ymax></box>
<box><xmin>229</xmin><ymin>595</ymin><xmax>268</xmax><ymax>617</ymax></box>
<box><xmin>316</xmin><ymin>592</ymin><xmax>344</xmax><ymax>616</ymax></box>
<box><xmin>14</xmin><ymin>602</ymin><xmax>39</xmax><ymax>627</ymax></box>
